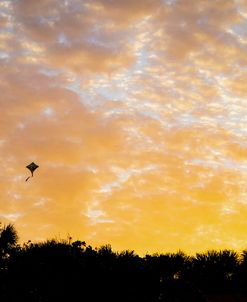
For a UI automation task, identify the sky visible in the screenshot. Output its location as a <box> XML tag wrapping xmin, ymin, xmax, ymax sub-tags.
<box><xmin>1</xmin><ymin>0</ymin><xmax>247</xmax><ymax>255</ymax></box>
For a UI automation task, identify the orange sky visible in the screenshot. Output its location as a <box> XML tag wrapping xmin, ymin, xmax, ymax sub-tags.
<box><xmin>1</xmin><ymin>0</ymin><xmax>247</xmax><ymax>255</ymax></box>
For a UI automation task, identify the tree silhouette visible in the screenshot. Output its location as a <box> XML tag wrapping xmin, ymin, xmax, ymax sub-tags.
<box><xmin>184</xmin><ymin>250</ymin><xmax>239</xmax><ymax>296</ymax></box>
<box><xmin>0</xmin><ymin>223</ymin><xmax>18</xmax><ymax>264</ymax></box>
<box><xmin>1</xmin><ymin>222</ymin><xmax>247</xmax><ymax>302</ymax></box>
<box><xmin>0</xmin><ymin>223</ymin><xmax>19</xmax><ymax>301</ymax></box>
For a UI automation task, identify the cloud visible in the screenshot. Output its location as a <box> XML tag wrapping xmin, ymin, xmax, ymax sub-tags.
<box><xmin>1</xmin><ymin>0</ymin><xmax>247</xmax><ymax>254</ymax></box>
<box><xmin>12</xmin><ymin>0</ymin><xmax>158</xmax><ymax>73</ymax></box>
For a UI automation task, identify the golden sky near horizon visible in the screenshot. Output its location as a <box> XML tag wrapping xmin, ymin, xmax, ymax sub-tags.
<box><xmin>1</xmin><ymin>0</ymin><xmax>247</xmax><ymax>255</ymax></box>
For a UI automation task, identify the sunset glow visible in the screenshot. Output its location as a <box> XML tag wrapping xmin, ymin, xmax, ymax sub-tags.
<box><xmin>1</xmin><ymin>0</ymin><xmax>247</xmax><ymax>255</ymax></box>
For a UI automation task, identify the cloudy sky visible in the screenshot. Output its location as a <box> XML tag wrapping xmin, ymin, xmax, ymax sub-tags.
<box><xmin>1</xmin><ymin>0</ymin><xmax>247</xmax><ymax>255</ymax></box>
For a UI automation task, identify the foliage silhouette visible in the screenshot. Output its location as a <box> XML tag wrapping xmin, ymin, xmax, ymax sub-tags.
<box><xmin>0</xmin><ymin>223</ymin><xmax>18</xmax><ymax>256</ymax></box>
<box><xmin>1</xmin><ymin>223</ymin><xmax>247</xmax><ymax>302</ymax></box>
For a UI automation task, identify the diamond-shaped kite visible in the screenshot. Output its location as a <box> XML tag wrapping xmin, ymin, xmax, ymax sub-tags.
<box><xmin>26</xmin><ymin>162</ymin><xmax>39</xmax><ymax>181</ymax></box>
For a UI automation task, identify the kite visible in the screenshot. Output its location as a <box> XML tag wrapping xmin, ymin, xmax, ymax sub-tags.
<box><xmin>26</xmin><ymin>162</ymin><xmax>39</xmax><ymax>181</ymax></box>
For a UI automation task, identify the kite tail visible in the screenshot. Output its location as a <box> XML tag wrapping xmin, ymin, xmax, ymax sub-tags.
<box><xmin>25</xmin><ymin>173</ymin><xmax>34</xmax><ymax>181</ymax></box>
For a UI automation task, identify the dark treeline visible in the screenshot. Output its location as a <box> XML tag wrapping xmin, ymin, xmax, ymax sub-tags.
<box><xmin>1</xmin><ymin>223</ymin><xmax>247</xmax><ymax>301</ymax></box>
